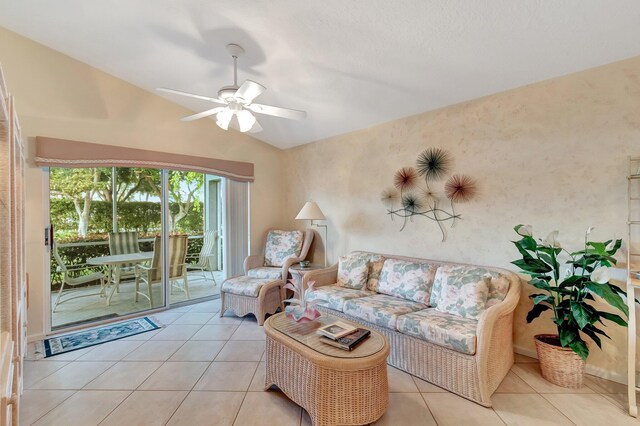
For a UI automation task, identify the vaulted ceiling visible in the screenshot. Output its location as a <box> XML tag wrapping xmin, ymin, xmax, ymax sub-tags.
<box><xmin>1</xmin><ymin>1</ymin><xmax>639</xmax><ymax>148</ymax></box>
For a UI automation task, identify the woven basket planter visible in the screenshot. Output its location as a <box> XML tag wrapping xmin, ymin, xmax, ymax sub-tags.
<box><xmin>534</xmin><ymin>334</ymin><xmax>586</xmax><ymax>388</ymax></box>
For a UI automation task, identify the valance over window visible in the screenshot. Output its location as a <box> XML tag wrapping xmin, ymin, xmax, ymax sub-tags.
<box><xmin>35</xmin><ymin>137</ymin><xmax>254</xmax><ymax>182</ymax></box>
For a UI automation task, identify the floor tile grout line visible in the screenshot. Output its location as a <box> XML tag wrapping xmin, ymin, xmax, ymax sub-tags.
<box><xmin>417</xmin><ymin>390</ymin><xmax>440</xmax><ymax>425</ymax></box>
<box><xmin>24</xmin><ymin>388</ymin><xmax>80</xmax><ymax>426</ymax></box>
<box><xmin>95</xmin><ymin>390</ymin><xmax>135</xmax><ymax>426</ymax></box>
<box><xmin>160</xmin><ymin>390</ymin><xmax>191</xmax><ymax>426</ymax></box>
<box><xmin>24</xmin><ymin>360</ymin><xmax>71</xmax><ymax>389</ymax></box>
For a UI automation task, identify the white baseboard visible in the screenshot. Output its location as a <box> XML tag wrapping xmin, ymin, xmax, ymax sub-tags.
<box><xmin>27</xmin><ymin>333</ymin><xmax>45</xmax><ymax>343</ymax></box>
<box><xmin>514</xmin><ymin>344</ymin><xmax>627</xmax><ymax>385</ymax></box>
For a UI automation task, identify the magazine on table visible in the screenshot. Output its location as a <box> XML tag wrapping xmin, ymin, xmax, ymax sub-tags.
<box><xmin>316</xmin><ymin>321</ymin><xmax>358</xmax><ymax>340</ymax></box>
<box><xmin>320</xmin><ymin>328</ymin><xmax>371</xmax><ymax>351</ymax></box>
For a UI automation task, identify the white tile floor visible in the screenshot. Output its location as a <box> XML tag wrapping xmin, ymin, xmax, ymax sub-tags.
<box><xmin>22</xmin><ymin>298</ymin><xmax>640</xmax><ymax>425</ymax></box>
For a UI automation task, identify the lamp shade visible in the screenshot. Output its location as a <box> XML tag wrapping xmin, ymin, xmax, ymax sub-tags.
<box><xmin>295</xmin><ymin>201</ymin><xmax>326</xmax><ymax>220</ymax></box>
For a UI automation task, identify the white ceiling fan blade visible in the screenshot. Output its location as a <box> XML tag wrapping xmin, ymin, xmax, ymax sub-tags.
<box><xmin>247</xmin><ymin>103</ymin><xmax>306</xmax><ymax>120</ymax></box>
<box><xmin>157</xmin><ymin>88</ymin><xmax>227</xmax><ymax>105</ymax></box>
<box><xmin>249</xmin><ymin>119</ymin><xmax>263</xmax><ymax>133</ymax></box>
<box><xmin>234</xmin><ymin>80</ymin><xmax>266</xmax><ymax>104</ymax></box>
<box><xmin>181</xmin><ymin>107</ymin><xmax>225</xmax><ymax>122</ymax></box>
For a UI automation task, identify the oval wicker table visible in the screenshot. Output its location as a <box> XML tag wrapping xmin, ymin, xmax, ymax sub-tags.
<box><xmin>264</xmin><ymin>313</ymin><xmax>390</xmax><ymax>426</ymax></box>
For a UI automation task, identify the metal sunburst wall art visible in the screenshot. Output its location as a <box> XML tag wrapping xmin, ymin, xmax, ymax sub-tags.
<box><xmin>381</xmin><ymin>147</ymin><xmax>477</xmax><ymax>241</ymax></box>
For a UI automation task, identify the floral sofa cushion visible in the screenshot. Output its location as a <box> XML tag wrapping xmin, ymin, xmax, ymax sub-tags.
<box><xmin>396</xmin><ymin>309</ymin><xmax>478</xmax><ymax>355</ymax></box>
<box><xmin>247</xmin><ymin>267</ymin><xmax>282</xmax><ymax>280</ymax></box>
<box><xmin>436</xmin><ymin>276</ymin><xmax>489</xmax><ymax>319</ymax></box>
<box><xmin>430</xmin><ymin>265</ymin><xmax>510</xmax><ymax>309</ymax></box>
<box><xmin>305</xmin><ymin>285</ymin><xmax>374</xmax><ymax>311</ymax></box>
<box><xmin>343</xmin><ymin>294</ymin><xmax>427</xmax><ymax>330</ymax></box>
<box><xmin>337</xmin><ymin>254</ymin><xmax>370</xmax><ymax>289</ymax></box>
<box><xmin>221</xmin><ymin>276</ymin><xmax>275</xmax><ymax>297</ymax></box>
<box><xmin>264</xmin><ymin>230</ymin><xmax>304</xmax><ymax>267</ymax></box>
<box><xmin>377</xmin><ymin>259</ymin><xmax>438</xmax><ymax>304</ymax></box>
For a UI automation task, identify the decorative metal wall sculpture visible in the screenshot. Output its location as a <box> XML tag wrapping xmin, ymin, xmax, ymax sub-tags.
<box><xmin>381</xmin><ymin>148</ymin><xmax>477</xmax><ymax>241</ymax></box>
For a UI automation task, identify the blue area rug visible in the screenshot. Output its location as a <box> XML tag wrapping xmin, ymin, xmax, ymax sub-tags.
<box><xmin>44</xmin><ymin>317</ymin><xmax>160</xmax><ymax>358</ymax></box>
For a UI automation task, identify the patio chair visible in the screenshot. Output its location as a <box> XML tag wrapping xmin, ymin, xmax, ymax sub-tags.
<box><xmin>52</xmin><ymin>245</ymin><xmax>107</xmax><ymax>312</ymax></box>
<box><xmin>186</xmin><ymin>230</ymin><xmax>218</xmax><ymax>285</ymax></box>
<box><xmin>134</xmin><ymin>235</ymin><xmax>189</xmax><ymax>308</ymax></box>
<box><xmin>108</xmin><ymin>231</ymin><xmax>141</xmax><ymax>287</ymax></box>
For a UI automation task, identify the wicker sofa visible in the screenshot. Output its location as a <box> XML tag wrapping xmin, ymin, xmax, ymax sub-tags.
<box><xmin>302</xmin><ymin>251</ymin><xmax>521</xmax><ymax>407</ymax></box>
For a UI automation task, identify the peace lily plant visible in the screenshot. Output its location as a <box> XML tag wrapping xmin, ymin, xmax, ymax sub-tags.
<box><xmin>511</xmin><ymin>225</ymin><xmax>628</xmax><ymax>362</ymax></box>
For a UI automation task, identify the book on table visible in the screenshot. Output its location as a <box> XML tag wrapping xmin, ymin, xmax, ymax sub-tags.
<box><xmin>320</xmin><ymin>328</ymin><xmax>371</xmax><ymax>351</ymax></box>
<box><xmin>316</xmin><ymin>321</ymin><xmax>358</xmax><ymax>340</ymax></box>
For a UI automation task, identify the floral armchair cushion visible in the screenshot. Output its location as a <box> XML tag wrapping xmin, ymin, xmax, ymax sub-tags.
<box><xmin>247</xmin><ymin>267</ymin><xmax>282</xmax><ymax>280</ymax></box>
<box><xmin>221</xmin><ymin>276</ymin><xmax>275</xmax><ymax>297</ymax></box>
<box><xmin>396</xmin><ymin>309</ymin><xmax>478</xmax><ymax>355</ymax></box>
<box><xmin>264</xmin><ymin>230</ymin><xmax>304</xmax><ymax>267</ymax></box>
<box><xmin>305</xmin><ymin>285</ymin><xmax>374</xmax><ymax>312</ymax></box>
<box><xmin>337</xmin><ymin>254</ymin><xmax>370</xmax><ymax>289</ymax></box>
<box><xmin>435</xmin><ymin>275</ymin><xmax>489</xmax><ymax>319</ymax></box>
<box><xmin>377</xmin><ymin>259</ymin><xmax>438</xmax><ymax>304</ymax></box>
<box><xmin>430</xmin><ymin>265</ymin><xmax>510</xmax><ymax>310</ymax></box>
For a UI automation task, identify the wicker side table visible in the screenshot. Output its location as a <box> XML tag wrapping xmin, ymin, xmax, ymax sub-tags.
<box><xmin>264</xmin><ymin>313</ymin><xmax>390</xmax><ymax>426</ymax></box>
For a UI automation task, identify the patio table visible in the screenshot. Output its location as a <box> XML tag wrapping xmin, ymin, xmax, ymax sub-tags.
<box><xmin>87</xmin><ymin>252</ymin><xmax>153</xmax><ymax>305</ymax></box>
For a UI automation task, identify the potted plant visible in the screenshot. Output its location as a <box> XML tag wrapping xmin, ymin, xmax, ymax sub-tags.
<box><xmin>511</xmin><ymin>224</ymin><xmax>628</xmax><ymax>388</ymax></box>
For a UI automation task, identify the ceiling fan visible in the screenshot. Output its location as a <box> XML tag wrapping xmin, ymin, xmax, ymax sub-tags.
<box><xmin>157</xmin><ymin>43</ymin><xmax>306</xmax><ymax>133</ymax></box>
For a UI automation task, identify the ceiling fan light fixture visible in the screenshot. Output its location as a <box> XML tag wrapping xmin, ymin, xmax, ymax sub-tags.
<box><xmin>216</xmin><ymin>109</ymin><xmax>233</xmax><ymax>130</ymax></box>
<box><xmin>236</xmin><ymin>109</ymin><xmax>257</xmax><ymax>133</ymax></box>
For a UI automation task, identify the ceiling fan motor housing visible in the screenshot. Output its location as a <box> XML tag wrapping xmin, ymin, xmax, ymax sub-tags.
<box><xmin>218</xmin><ymin>85</ymin><xmax>240</xmax><ymax>101</ymax></box>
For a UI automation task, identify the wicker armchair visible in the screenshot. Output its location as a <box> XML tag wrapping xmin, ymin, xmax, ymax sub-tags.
<box><xmin>220</xmin><ymin>229</ymin><xmax>314</xmax><ymax>325</ymax></box>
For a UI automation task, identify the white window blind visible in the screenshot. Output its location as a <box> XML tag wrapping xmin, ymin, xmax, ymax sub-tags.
<box><xmin>223</xmin><ymin>179</ymin><xmax>250</xmax><ymax>277</ymax></box>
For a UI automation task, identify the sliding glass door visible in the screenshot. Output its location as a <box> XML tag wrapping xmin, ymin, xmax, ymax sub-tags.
<box><xmin>49</xmin><ymin>166</ymin><xmax>166</xmax><ymax>329</ymax></box>
<box><xmin>48</xmin><ymin>166</ymin><xmax>224</xmax><ymax>330</ymax></box>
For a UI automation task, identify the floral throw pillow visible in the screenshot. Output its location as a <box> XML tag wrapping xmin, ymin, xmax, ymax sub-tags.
<box><xmin>264</xmin><ymin>230</ymin><xmax>304</xmax><ymax>267</ymax></box>
<box><xmin>337</xmin><ymin>254</ymin><xmax>370</xmax><ymax>290</ymax></box>
<box><xmin>431</xmin><ymin>265</ymin><xmax>509</xmax><ymax>309</ymax></box>
<box><xmin>377</xmin><ymin>259</ymin><xmax>437</xmax><ymax>304</ymax></box>
<box><xmin>436</xmin><ymin>275</ymin><xmax>490</xmax><ymax>319</ymax></box>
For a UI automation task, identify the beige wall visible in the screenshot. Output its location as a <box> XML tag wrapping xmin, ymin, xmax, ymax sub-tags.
<box><xmin>0</xmin><ymin>28</ymin><xmax>288</xmax><ymax>339</ymax></box>
<box><xmin>285</xmin><ymin>56</ymin><xmax>640</xmax><ymax>382</ymax></box>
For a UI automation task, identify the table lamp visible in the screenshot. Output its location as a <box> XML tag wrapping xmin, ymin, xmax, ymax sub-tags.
<box><xmin>295</xmin><ymin>200</ymin><xmax>328</xmax><ymax>267</ymax></box>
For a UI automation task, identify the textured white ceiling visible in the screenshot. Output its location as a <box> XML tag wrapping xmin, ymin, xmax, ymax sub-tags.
<box><xmin>1</xmin><ymin>1</ymin><xmax>639</xmax><ymax>149</ymax></box>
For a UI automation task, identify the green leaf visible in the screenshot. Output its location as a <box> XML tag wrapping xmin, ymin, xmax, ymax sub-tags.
<box><xmin>513</xmin><ymin>241</ymin><xmax>534</xmax><ymax>259</ymax></box>
<box><xmin>533</xmin><ymin>294</ymin><xmax>554</xmax><ymax>305</ymax></box>
<box><xmin>568</xmin><ymin>338</ymin><xmax>590</xmax><ymax>360</ymax></box>
<box><xmin>586</xmin><ymin>242</ymin><xmax>606</xmax><ymax>254</ymax></box>
<box><xmin>529</xmin><ymin>278</ymin><xmax>551</xmax><ymax>291</ymax></box>
<box><xmin>559</xmin><ymin>275</ymin><xmax>585</xmax><ymax>289</ymax></box>
<box><xmin>581</xmin><ymin>327</ymin><xmax>602</xmax><ymax>349</ymax></box>
<box><xmin>570</xmin><ymin>301</ymin><xmax>597</xmax><ymax>329</ymax></box>
<box><xmin>520</xmin><ymin>235</ymin><xmax>538</xmax><ymax>252</ymax></box>
<box><xmin>598</xmin><ymin>311</ymin><xmax>628</xmax><ymax>327</ymax></box>
<box><xmin>585</xmin><ymin>282</ymin><xmax>629</xmax><ymax>317</ymax></box>
<box><xmin>526</xmin><ymin>304</ymin><xmax>551</xmax><ymax>323</ymax></box>
<box><xmin>512</xmin><ymin>258</ymin><xmax>552</xmax><ymax>274</ymax></box>
<box><xmin>559</xmin><ymin>327</ymin><xmax>578</xmax><ymax>346</ymax></box>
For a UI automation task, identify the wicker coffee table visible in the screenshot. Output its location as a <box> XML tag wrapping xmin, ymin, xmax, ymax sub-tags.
<box><xmin>264</xmin><ymin>313</ymin><xmax>390</xmax><ymax>426</ymax></box>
